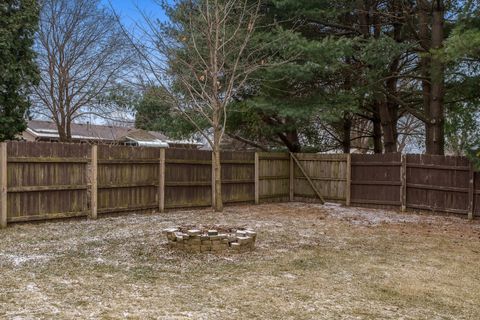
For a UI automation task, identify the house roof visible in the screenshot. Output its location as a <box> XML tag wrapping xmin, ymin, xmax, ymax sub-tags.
<box><xmin>25</xmin><ymin>120</ymin><xmax>194</xmax><ymax>147</ymax></box>
<box><xmin>27</xmin><ymin>120</ymin><xmax>131</xmax><ymax>141</ymax></box>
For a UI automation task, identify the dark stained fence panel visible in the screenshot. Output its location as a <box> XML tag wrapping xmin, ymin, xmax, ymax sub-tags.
<box><xmin>350</xmin><ymin>153</ymin><xmax>402</xmax><ymax>208</ymax></box>
<box><xmin>406</xmin><ymin>154</ymin><xmax>470</xmax><ymax>215</ymax></box>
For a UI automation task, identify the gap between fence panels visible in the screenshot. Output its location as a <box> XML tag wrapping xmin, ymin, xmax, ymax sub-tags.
<box><xmin>0</xmin><ymin>141</ymin><xmax>478</xmax><ymax>228</ymax></box>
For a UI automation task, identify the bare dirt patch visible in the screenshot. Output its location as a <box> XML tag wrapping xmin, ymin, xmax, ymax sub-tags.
<box><xmin>1</xmin><ymin>203</ymin><xmax>480</xmax><ymax>319</ymax></box>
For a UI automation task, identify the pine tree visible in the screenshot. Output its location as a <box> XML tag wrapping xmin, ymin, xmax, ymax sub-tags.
<box><xmin>0</xmin><ymin>0</ymin><xmax>39</xmax><ymax>141</ymax></box>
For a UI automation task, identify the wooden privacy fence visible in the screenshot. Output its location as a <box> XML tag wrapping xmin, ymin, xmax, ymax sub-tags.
<box><xmin>0</xmin><ymin>142</ymin><xmax>258</xmax><ymax>226</ymax></box>
<box><xmin>0</xmin><ymin>141</ymin><xmax>478</xmax><ymax>228</ymax></box>
<box><xmin>350</xmin><ymin>153</ymin><xmax>478</xmax><ymax>219</ymax></box>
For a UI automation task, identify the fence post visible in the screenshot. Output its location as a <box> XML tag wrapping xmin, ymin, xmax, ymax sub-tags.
<box><xmin>211</xmin><ymin>152</ymin><xmax>216</xmax><ymax>207</ymax></box>
<box><xmin>159</xmin><ymin>148</ymin><xmax>166</xmax><ymax>213</ymax></box>
<box><xmin>400</xmin><ymin>154</ymin><xmax>407</xmax><ymax>212</ymax></box>
<box><xmin>289</xmin><ymin>153</ymin><xmax>294</xmax><ymax>201</ymax></box>
<box><xmin>254</xmin><ymin>152</ymin><xmax>259</xmax><ymax>204</ymax></box>
<box><xmin>468</xmin><ymin>162</ymin><xmax>475</xmax><ymax>220</ymax></box>
<box><xmin>346</xmin><ymin>154</ymin><xmax>351</xmax><ymax>206</ymax></box>
<box><xmin>89</xmin><ymin>145</ymin><xmax>98</xmax><ymax>219</ymax></box>
<box><xmin>0</xmin><ymin>143</ymin><xmax>7</xmax><ymax>228</ymax></box>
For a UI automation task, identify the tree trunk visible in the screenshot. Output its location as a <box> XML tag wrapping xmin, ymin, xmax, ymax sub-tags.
<box><xmin>276</xmin><ymin>128</ymin><xmax>301</xmax><ymax>152</ymax></box>
<box><xmin>379</xmin><ymin>100</ymin><xmax>398</xmax><ymax>153</ymax></box>
<box><xmin>426</xmin><ymin>0</ymin><xmax>445</xmax><ymax>155</ymax></box>
<box><xmin>342</xmin><ymin>115</ymin><xmax>352</xmax><ymax>153</ymax></box>
<box><xmin>56</xmin><ymin>116</ymin><xmax>68</xmax><ymax>142</ymax></box>
<box><xmin>372</xmin><ymin>103</ymin><xmax>383</xmax><ymax>154</ymax></box>
<box><xmin>212</xmin><ymin>108</ymin><xmax>223</xmax><ymax>211</ymax></box>
<box><xmin>379</xmin><ymin>2</ymin><xmax>401</xmax><ymax>153</ymax></box>
<box><xmin>66</xmin><ymin>117</ymin><xmax>72</xmax><ymax>142</ymax></box>
<box><xmin>418</xmin><ymin>0</ymin><xmax>431</xmax><ymax>153</ymax></box>
<box><xmin>212</xmin><ymin>145</ymin><xmax>223</xmax><ymax>212</ymax></box>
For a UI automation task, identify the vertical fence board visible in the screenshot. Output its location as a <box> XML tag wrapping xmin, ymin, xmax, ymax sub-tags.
<box><xmin>89</xmin><ymin>145</ymin><xmax>98</xmax><ymax>219</ymax></box>
<box><xmin>468</xmin><ymin>163</ymin><xmax>475</xmax><ymax>220</ymax></box>
<box><xmin>289</xmin><ymin>154</ymin><xmax>294</xmax><ymax>201</ymax></box>
<box><xmin>254</xmin><ymin>152</ymin><xmax>259</xmax><ymax>204</ymax></box>
<box><xmin>400</xmin><ymin>154</ymin><xmax>407</xmax><ymax>212</ymax></box>
<box><xmin>345</xmin><ymin>154</ymin><xmax>351</xmax><ymax>206</ymax></box>
<box><xmin>0</xmin><ymin>143</ymin><xmax>6</xmax><ymax>228</ymax></box>
<box><xmin>159</xmin><ymin>149</ymin><xmax>165</xmax><ymax>212</ymax></box>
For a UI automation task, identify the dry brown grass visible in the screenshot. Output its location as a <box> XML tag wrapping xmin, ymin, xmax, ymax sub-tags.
<box><xmin>1</xmin><ymin>202</ymin><xmax>480</xmax><ymax>319</ymax></box>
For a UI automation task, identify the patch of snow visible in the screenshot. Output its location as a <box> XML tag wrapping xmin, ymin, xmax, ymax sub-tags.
<box><xmin>0</xmin><ymin>253</ymin><xmax>53</xmax><ymax>266</ymax></box>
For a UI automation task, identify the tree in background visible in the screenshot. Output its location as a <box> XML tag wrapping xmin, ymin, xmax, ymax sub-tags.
<box><xmin>226</xmin><ymin>0</ymin><xmax>360</xmax><ymax>153</ymax></box>
<box><xmin>441</xmin><ymin>0</ymin><xmax>480</xmax><ymax>161</ymax></box>
<box><xmin>0</xmin><ymin>0</ymin><xmax>38</xmax><ymax>141</ymax></box>
<box><xmin>135</xmin><ymin>86</ymin><xmax>199</xmax><ymax>140</ymax></box>
<box><xmin>32</xmin><ymin>0</ymin><xmax>131</xmax><ymax>141</ymax></box>
<box><xmin>230</xmin><ymin>0</ymin><xmax>415</xmax><ymax>153</ymax></box>
<box><xmin>230</xmin><ymin>0</ymin><xmax>480</xmax><ymax>156</ymax></box>
<box><xmin>93</xmin><ymin>0</ymin><xmax>478</xmax><ymax>158</ymax></box>
<box><xmin>130</xmin><ymin>0</ymin><xmax>272</xmax><ymax>211</ymax></box>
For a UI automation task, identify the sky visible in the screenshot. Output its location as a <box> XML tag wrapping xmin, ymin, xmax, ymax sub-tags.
<box><xmin>101</xmin><ymin>0</ymin><xmax>168</xmax><ymax>27</ymax></box>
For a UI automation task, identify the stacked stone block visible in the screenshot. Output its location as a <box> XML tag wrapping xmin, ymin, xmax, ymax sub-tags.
<box><xmin>163</xmin><ymin>227</ymin><xmax>256</xmax><ymax>253</ymax></box>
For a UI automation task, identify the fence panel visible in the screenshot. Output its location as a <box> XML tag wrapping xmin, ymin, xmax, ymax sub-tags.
<box><xmin>406</xmin><ymin>154</ymin><xmax>470</xmax><ymax>215</ymax></box>
<box><xmin>221</xmin><ymin>151</ymin><xmax>255</xmax><ymax>204</ymax></box>
<box><xmin>293</xmin><ymin>153</ymin><xmax>348</xmax><ymax>203</ymax></box>
<box><xmin>6</xmin><ymin>141</ymin><xmax>90</xmax><ymax>222</ymax></box>
<box><xmin>97</xmin><ymin>145</ymin><xmax>159</xmax><ymax>214</ymax></box>
<box><xmin>165</xmin><ymin>148</ymin><xmax>212</xmax><ymax>208</ymax></box>
<box><xmin>2</xmin><ymin>141</ymin><xmax>479</xmax><ymax>226</ymax></box>
<box><xmin>350</xmin><ymin>153</ymin><xmax>402</xmax><ymax>208</ymax></box>
<box><xmin>257</xmin><ymin>152</ymin><xmax>290</xmax><ymax>202</ymax></box>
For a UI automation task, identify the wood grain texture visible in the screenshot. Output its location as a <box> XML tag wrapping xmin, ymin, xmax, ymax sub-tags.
<box><xmin>97</xmin><ymin>145</ymin><xmax>159</xmax><ymax>214</ymax></box>
<box><xmin>6</xmin><ymin>141</ymin><xmax>90</xmax><ymax>222</ymax></box>
<box><xmin>89</xmin><ymin>145</ymin><xmax>98</xmax><ymax>219</ymax></box>
<box><xmin>2</xmin><ymin>141</ymin><xmax>479</xmax><ymax>224</ymax></box>
<box><xmin>406</xmin><ymin>154</ymin><xmax>471</xmax><ymax>215</ymax></box>
<box><xmin>0</xmin><ymin>143</ymin><xmax>7</xmax><ymax>228</ymax></box>
<box><xmin>159</xmin><ymin>149</ymin><xmax>165</xmax><ymax>212</ymax></box>
<box><xmin>350</xmin><ymin>153</ymin><xmax>402</xmax><ymax>209</ymax></box>
<box><xmin>257</xmin><ymin>152</ymin><xmax>290</xmax><ymax>203</ymax></box>
<box><xmin>293</xmin><ymin>153</ymin><xmax>347</xmax><ymax>204</ymax></box>
<box><xmin>291</xmin><ymin>153</ymin><xmax>325</xmax><ymax>204</ymax></box>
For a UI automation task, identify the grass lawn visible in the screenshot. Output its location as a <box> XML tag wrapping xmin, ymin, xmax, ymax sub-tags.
<box><xmin>1</xmin><ymin>202</ymin><xmax>480</xmax><ymax>319</ymax></box>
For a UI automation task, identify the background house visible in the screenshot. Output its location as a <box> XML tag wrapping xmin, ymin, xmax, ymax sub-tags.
<box><xmin>22</xmin><ymin>120</ymin><xmax>203</xmax><ymax>149</ymax></box>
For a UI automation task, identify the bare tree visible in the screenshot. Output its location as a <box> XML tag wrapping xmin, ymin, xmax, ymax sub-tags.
<box><xmin>32</xmin><ymin>0</ymin><xmax>131</xmax><ymax>141</ymax></box>
<box><xmin>126</xmin><ymin>0</ymin><xmax>274</xmax><ymax>211</ymax></box>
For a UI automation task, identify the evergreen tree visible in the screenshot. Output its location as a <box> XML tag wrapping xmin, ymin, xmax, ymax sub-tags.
<box><xmin>135</xmin><ymin>87</ymin><xmax>200</xmax><ymax>139</ymax></box>
<box><xmin>0</xmin><ymin>0</ymin><xmax>38</xmax><ymax>141</ymax></box>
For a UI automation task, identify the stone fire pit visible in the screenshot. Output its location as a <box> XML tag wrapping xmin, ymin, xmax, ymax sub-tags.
<box><xmin>162</xmin><ymin>226</ymin><xmax>256</xmax><ymax>253</ymax></box>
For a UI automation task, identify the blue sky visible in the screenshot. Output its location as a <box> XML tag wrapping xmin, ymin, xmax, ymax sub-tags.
<box><xmin>101</xmin><ymin>0</ymin><xmax>168</xmax><ymax>26</ymax></box>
